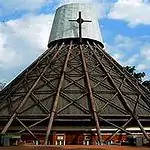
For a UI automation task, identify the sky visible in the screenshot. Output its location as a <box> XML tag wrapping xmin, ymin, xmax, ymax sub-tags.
<box><xmin>0</xmin><ymin>0</ymin><xmax>150</xmax><ymax>84</ymax></box>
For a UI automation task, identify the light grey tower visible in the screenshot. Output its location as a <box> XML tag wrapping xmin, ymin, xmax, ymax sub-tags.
<box><xmin>0</xmin><ymin>3</ymin><xmax>150</xmax><ymax>146</ymax></box>
<box><xmin>49</xmin><ymin>3</ymin><xmax>103</xmax><ymax>44</ymax></box>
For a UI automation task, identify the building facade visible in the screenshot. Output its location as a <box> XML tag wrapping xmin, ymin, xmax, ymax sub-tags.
<box><xmin>0</xmin><ymin>3</ymin><xmax>150</xmax><ymax>146</ymax></box>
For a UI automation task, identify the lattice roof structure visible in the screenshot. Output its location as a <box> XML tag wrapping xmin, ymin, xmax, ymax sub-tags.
<box><xmin>0</xmin><ymin>3</ymin><xmax>150</xmax><ymax>145</ymax></box>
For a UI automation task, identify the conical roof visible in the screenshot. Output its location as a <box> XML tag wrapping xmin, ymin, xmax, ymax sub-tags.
<box><xmin>0</xmin><ymin>39</ymin><xmax>150</xmax><ymax>143</ymax></box>
<box><xmin>0</xmin><ymin>3</ymin><xmax>150</xmax><ymax>145</ymax></box>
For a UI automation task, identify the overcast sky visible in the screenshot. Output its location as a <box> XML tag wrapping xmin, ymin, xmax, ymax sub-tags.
<box><xmin>0</xmin><ymin>0</ymin><xmax>150</xmax><ymax>83</ymax></box>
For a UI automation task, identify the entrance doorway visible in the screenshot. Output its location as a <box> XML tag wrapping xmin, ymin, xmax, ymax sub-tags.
<box><xmin>83</xmin><ymin>134</ymin><xmax>91</xmax><ymax>145</ymax></box>
<box><xmin>55</xmin><ymin>134</ymin><xmax>65</xmax><ymax>145</ymax></box>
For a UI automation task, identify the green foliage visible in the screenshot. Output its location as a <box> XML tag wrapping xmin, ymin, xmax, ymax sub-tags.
<box><xmin>125</xmin><ymin>66</ymin><xmax>145</xmax><ymax>82</ymax></box>
<box><xmin>125</xmin><ymin>65</ymin><xmax>150</xmax><ymax>91</ymax></box>
<box><xmin>133</xmin><ymin>72</ymin><xmax>145</xmax><ymax>82</ymax></box>
<box><xmin>142</xmin><ymin>80</ymin><xmax>150</xmax><ymax>91</ymax></box>
<box><xmin>125</xmin><ymin>66</ymin><xmax>136</xmax><ymax>75</ymax></box>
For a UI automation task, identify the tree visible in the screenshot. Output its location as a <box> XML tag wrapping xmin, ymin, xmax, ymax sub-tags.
<box><xmin>124</xmin><ymin>66</ymin><xmax>145</xmax><ymax>82</ymax></box>
<box><xmin>142</xmin><ymin>81</ymin><xmax>150</xmax><ymax>91</ymax></box>
<box><xmin>124</xmin><ymin>66</ymin><xmax>150</xmax><ymax>91</ymax></box>
<box><xmin>125</xmin><ymin>66</ymin><xmax>136</xmax><ymax>75</ymax></box>
<box><xmin>133</xmin><ymin>72</ymin><xmax>145</xmax><ymax>82</ymax></box>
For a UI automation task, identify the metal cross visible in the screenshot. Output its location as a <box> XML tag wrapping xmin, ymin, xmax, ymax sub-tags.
<box><xmin>69</xmin><ymin>11</ymin><xmax>92</xmax><ymax>43</ymax></box>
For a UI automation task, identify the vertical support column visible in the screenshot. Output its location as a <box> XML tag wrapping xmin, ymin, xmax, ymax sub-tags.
<box><xmin>44</xmin><ymin>41</ymin><xmax>73</xmax><ymax>145</ymax></box>
<box><xmin>80</xmin><ymin>45</ymin><xmax>103</xmax><ymax>145</ymax></box>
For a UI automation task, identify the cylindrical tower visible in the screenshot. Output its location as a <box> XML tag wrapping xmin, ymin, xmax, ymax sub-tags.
<box><xmin>48</xmin><ymin>3</ymin><xmax>104</xmax><ymax>47</ymax></box>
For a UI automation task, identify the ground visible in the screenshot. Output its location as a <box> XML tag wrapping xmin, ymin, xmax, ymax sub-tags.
<box><xmin>0</xmin><ymin>145</ymin><xmax>150</xmax><ymax>150</ymax></box>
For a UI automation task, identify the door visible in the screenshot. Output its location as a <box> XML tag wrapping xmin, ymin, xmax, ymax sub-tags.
<box><xmin>83</xmin><ymin>134</ymin><xmax>91</xmax><ymax>145</ymax></box>
<box><xmin>56</xmin><ymin>134</ymin><xmax>65</xmax><ymax>145</ymax></box>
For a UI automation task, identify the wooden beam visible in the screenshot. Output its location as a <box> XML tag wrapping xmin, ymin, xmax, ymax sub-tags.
<box><xmin>31</xmin><ymin>93</ymin><xmax>50</xmax><ymax>114</ymax></box>
<box><xmin>133</xmin><ymin>95</ymin><xmax>141</xmax><ymax>114</ymax></box>
<box><xmin>99</xmin><ymin>116</ymin><xmax>132</xmax><ymax>135</ymax></box>
<box><xmin>16</xmin><ymin>117</ymin><xmax>40</xmax><ymax>142</ymax></box>
<box><xmin>105</xmin><ymin>118</ymin><xmax>132</xmax><ymax>142</ymax></box>
<box><xmin>80</xmin><ymin>45</ymin><xmax>103</xmax><ymax>145</ymax></box>
<box><xmin>44</xmin><ymin>41</ymin><xmax>73</xmax><ymax>145</ymax></box>
<box><xmin>61</xmin><ymin>92</ymin><xmax>90</xmax><ymax>114</ymax></box>
<box><xmin>94</xmin><ymin>94</ymin><xmax>128</xmax><ymax>115</ymax></box>
<box><xmin>63</xmin><ymin>75</ymin><xmax>85</xmax><ymax>90</ymax></box>
<box><xmin>57</xmin><ymin>93</ymin><xmax>88</xmax><ymax>114</ymax></box>
<box><xmin>19</xmin><ymin>116</ymin><xmax>49</xmax><ymax>133</ymax></box>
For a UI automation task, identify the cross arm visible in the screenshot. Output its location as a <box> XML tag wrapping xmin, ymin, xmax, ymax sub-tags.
<box><xmin>69</xmin><ymin>19</ymin><xmax>77</xmax><ymax>21</ymax></box>
<box><xmin>83</xmin><ymin>20</ymin><xmax>92</xmax><ymax>22</ymax></box>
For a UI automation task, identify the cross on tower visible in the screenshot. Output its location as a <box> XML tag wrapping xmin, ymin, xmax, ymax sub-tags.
<box><xmin>69</xmin><ymin>11</ymin><xmax>92</xmax><ymax>43</ymax></box>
